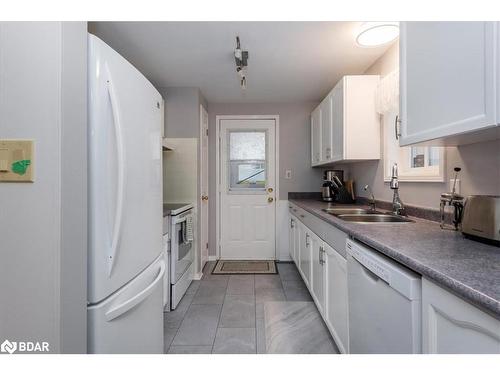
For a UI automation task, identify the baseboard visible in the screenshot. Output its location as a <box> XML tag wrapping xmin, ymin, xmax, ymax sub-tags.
<box><xmin>208</xmin><ymin>255</ymin><xmax>218</xmax><ymax>261</ymax></box>
<box><xmin>193</xmin><ymin>272</ymin><xmax>203</xmax><ymax>280</ymax></box>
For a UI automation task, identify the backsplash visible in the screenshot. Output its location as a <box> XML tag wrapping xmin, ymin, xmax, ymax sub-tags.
<box><xmin>350</xmin><ymin>139</ymin><xmax>500</xmax><ymax>211</ymax></box>
<box><xmin>350</xmin><ymin>42</ymin><xmax>500</xmax><ymax>210</ymax></box>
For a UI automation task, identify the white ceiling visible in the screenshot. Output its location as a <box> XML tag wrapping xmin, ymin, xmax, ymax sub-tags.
<box><xmin>89</xmin><ymin>22</ymin><xmax>393</xmax><ymax>103</ymax></box>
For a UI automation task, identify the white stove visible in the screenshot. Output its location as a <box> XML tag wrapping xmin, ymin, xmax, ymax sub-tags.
<box><xmin>162</xmin><ymin>202</ymin><xmax>195</xmax><ymax>310</ymax></box>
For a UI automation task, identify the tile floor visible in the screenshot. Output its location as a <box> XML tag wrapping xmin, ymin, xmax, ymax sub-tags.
<box><xmin>164</xmin><ymin>261</ymin><xmax>338</xmax><ymax>354</ymax></box>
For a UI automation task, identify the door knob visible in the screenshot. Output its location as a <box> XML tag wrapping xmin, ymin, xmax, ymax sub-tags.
<box><xmin>268</xmin><ymin>197</ymin><xmax>274</xmax><ymax>203</ymax></box>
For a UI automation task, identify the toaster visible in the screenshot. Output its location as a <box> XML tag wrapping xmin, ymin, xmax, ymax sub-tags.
<box><xmin>461</xmin><ymin>195</ymin><xmax>500</xmax><ymax>245</ymax></box>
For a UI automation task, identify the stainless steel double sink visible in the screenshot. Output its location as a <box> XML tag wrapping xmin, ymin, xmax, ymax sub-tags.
<box><xmin>322</xmin><ymin>207</ymin><xmax>414</xmax><ymax>223</ymax></box>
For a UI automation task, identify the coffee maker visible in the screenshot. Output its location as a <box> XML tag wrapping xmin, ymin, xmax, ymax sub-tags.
<box><xmin>322</xmin><ymin>170</ymin><xmax>344</xmax><ymax>202</ymax></box>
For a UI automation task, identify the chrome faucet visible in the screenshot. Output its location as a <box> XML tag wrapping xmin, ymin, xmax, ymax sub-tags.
<box><xmin>390</xmin><ymin>163</ymin><xmax>406</xmax><ymax>216</ymax></box>
<box><xmin>364</xmin><ymin>184</ymin><xmax>376</xmax><ymax>212</ymax></box>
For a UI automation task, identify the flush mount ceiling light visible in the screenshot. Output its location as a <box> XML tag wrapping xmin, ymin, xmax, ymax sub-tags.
<box><xmin>234</xmin><ymin>36</ymin><xmax>249</xmax><ymax>89</ymax></box>
<box><xmin>356</xmin><ymin>22</ymin><xmax>399</xmax><ymax>47</ymax></box>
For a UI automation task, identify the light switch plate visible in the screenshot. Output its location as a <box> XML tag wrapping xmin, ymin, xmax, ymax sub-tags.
<box><xmin>0</xmin><ymin>139</ymin><xmax>34</xmax><ymax>182</ymax></box>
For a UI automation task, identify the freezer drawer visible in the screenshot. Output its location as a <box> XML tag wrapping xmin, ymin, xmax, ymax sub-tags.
<box><xmin>88</xmin><ymin>255</ymin><xmax>165</xmax><ymax>354</ymax></box>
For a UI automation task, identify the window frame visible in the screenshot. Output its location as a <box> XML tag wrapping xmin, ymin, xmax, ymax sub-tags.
<box><xmin>383</xmin><ymin>111</ymin><xmax>446</xmax><ymax>183</ymax></box>
<box><xmin>226</xmin><ymin>129</ymin><xmax>269</xmax><ymax>193</ymax></box>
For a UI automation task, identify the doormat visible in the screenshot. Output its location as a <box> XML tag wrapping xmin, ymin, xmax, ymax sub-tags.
<box><xmin>212</xmin><ymin>260</ymin><xmax>277</xmax><ymax>275</ymax></box>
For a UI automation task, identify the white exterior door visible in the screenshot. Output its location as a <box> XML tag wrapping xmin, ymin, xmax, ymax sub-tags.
<box><xmin>200</xmin><ymin>105</ymin><xmax>209</xmax><ymax>269</ymax></box>
<box><xmin>219</xmin><ymin>119</ymin><xmax>276</xmax><ymax>260</ymax></box>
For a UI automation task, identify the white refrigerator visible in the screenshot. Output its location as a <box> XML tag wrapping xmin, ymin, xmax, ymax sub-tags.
<box><xmin>87</xmin><ymin>34</ymin><xmax>165</xmax><ymax>354</ymax></box>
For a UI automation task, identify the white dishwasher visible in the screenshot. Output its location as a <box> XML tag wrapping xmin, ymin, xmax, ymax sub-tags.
<box><xmin>346</xmin><ymin>239</ymin><xmax>422</xmax><ymax>354</ymax></box>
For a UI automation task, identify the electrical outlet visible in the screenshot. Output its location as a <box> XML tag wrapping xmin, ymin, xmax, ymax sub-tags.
<box><xmin>450</xmin><ymin>178</ymin><xmax>461</xmax><ymax>194</ymax></box>
<box><xmin>285</xmin><ymin>169</ymin><xmax>292</xmax><ymax>180</ymax></box>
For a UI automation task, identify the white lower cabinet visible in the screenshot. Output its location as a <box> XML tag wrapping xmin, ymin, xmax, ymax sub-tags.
<box><xmin>289</xmin><ymin>208</ymin><xmax>349</xmax><ymax>353</ymax></box>
<box><xmin>311</xmin><ymin>231</ymin><xmax>325</xmax><ymax>315</ymax></box>
<box><xmin>289</xmin><ymin>216</ymin><xmax>297</xmax><ymax>263</ymax></box>
<box><xmin>323</xmin><ymin>243</ymin><xmax>349</xmax><ymax>353</ymax></box>
<box><xmin>422</xmin><ymin>278</ymin><xmax>500</xmax><ymax>354</ymax></box>
<box><xmin>298</xmin><ymin>221</ymin><xmax>312</xmax><ymax>288</ymax></box>
<box><xmin>289</xmin><ymin>204</ymin><xmax>500</xmax><ymax>354</ymax></box>
<box><xmin>294</xmin><ymin>216</ymin><xmax>301</xmax><ymax>268</ymax></box>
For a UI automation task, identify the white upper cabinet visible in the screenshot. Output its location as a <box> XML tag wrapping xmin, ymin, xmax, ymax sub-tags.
<box><xmin>320</xmin><ymin>94</ymin><xmax>333</xmax><ymax>164</ymax></box>
<box><xmin>399</xmin><ymin>21</ymin><xmax>499</xmax><ymax>146</ymax></box>
<box><xmin>311</xmin><ymin>75</ymin><xmax>380</xmax><ymax>166</ymax></box>
<box><xmin>330</xmin><ymin>83</ymin><xmax>344</xmax><ymax>162</ymax></box>
<box><xmin>311</xmin><ymin>106</ymin><xmax>322</xmax><ymax>166</ymax></box>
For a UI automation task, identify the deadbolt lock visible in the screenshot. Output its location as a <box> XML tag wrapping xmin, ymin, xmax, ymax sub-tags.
<box><xmin>201</xmin><ymin>195</ymin><xmax>209</xmax><ymax>201</ymax></box>
<box><xmin>268</xmin><ymin>187</ymin><xmax>273</xmax><ymax>193</ymax></box>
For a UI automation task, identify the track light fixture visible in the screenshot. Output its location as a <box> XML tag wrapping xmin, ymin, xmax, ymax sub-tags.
<box><xmin>234</xmin><ymin>36</ymin><xmax>249</xmax><ymax>89</ymax></box>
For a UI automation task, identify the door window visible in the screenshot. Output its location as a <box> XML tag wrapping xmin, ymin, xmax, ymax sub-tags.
<box><xmin>228</xmin><ymin>131</ymin><xmax>267</xmax><ymax>191</ymax></box>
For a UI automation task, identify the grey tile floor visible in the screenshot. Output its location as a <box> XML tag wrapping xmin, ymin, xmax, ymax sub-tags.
<box><xmin>164</xmin><ymin>261</ymin><xmax>337</xmax><ymax>354</ymax></box>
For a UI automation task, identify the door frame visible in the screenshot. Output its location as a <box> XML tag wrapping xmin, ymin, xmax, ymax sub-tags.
<box><xmin>215</xmin><ymin>115</ymin><xmax>280</xmax><ymax>260</ymax></box>
<box><xmin>199</xmin><ymin>104</ymin><xmax>209</xmax><ymax>271</ymax></box>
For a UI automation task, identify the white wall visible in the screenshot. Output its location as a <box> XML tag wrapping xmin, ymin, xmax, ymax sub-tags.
<box><xmin>349</xmin><ymin>42</ymin><xmax>500</xmax><ymax>209</ymax></box>
<box><xmin>161</xmin><ymin>87</ymin><xmax>208</xmax><ymax>275</ymax></box>
<box><xmin>207</xmin><ymin>102</ymin><xmax>324</xmax><ymax>257</ymax></box>
<box><xmin>160</xmin><ymin>87</ymin><xmax>207</xmax><ymax>138</ymax></box>
<box><xmin>0</xmin><ymin>22</ymin><xmax>87</xmax><ymax>353</ymax></box>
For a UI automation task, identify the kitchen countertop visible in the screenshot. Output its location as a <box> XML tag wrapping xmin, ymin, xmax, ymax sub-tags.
<box><xmin>289</xmin><ymin>198</ymin><xmax>500</xmax><ymax>319</ymax></box>
<box><xmin>163</xmin><ymin>205</ymin><xmax>172</xmax><ymax>217</ymax></box>
<box><xmin>163</xmin><ymin>203</ymin><xmax>193</xmax><ymax>217</ymax></box>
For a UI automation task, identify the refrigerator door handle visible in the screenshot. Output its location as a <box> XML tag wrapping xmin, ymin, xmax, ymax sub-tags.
<box><xmin>106</xmin><ymin>66</ymin><xmax>126</xmax><ymax>276</ymax></box>
<box><xmin>105</xmin><ymin>260</ymin><xmax>165</xmax><ymax>322</ymax></box>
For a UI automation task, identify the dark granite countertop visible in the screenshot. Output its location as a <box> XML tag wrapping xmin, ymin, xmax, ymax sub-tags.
<box><xmin>289</xmin><ymin>198</ymin><xmax>500</xmax><ymax>319</ymax></box>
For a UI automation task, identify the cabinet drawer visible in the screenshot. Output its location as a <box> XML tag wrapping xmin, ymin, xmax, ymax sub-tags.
<box><xmin>289</xmin><ymin>203</ymin><xmax>348</xmax><ymax>258</ymax></box>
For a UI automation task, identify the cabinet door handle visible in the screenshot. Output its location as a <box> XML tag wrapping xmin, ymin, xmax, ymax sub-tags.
<box><xmin>305</xmin><ymin>234</ymin><xmax>310</xmax><ymax>247</ymax></box>
<box><xmin>395</xmin><ymin>115</ymin><xmax>400</xmax><ymax>140</ymax></box>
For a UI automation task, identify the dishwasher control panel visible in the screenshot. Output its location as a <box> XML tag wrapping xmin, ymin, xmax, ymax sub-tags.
<box><xmin>347</xmin><ymin>241</ymin><xmax>391</xmax><ymax>284</ymax></box>
<box><xmin>346</xmin><ymin>239</ymin><xmax>422</xmax><ymax>300</ymax></box>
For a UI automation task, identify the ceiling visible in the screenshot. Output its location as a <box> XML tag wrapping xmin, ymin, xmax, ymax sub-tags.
<box><xmin>89</xmin><ymin>22</ymin><xmax>393</xmax><ymax>103</ymax></box>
